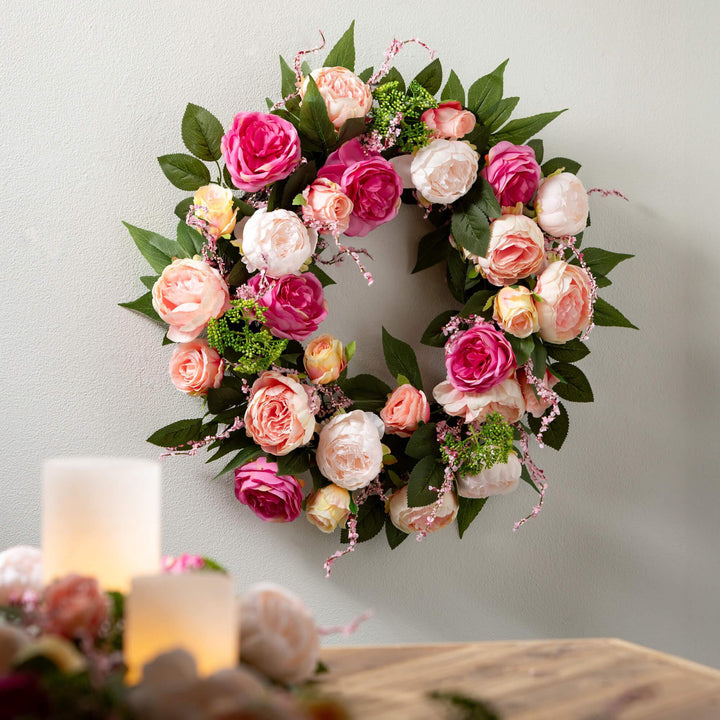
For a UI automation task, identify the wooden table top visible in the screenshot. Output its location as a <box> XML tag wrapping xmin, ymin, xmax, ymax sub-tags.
<box><xmin>320</xmin><ymin>639</ymin><xmax>720</xmax><ymax>719</ymax></box>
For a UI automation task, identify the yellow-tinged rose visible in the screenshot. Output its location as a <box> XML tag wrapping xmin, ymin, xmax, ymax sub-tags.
<box><xmin>303</xmin><ymin>334</ymin><xmax>347</xmax><ymax>385</ymax></box>
<box><xmin>305</xmin><ymin>484</ymin><xmax>351</xmax><ymax>533</ymax></box>
<box><xmin>193</xmin><ymin>184</ymin><xmax>237</xmax><ymax>239</ymax></box>
<box><xmin>493</xmin><ymin>285</ymin><xmax>540</xmax><ymax>338</ymax></box>
<box><xmin>15</xmin><ymin>635</ymin><xmax>87</xmax><ymax>674</ymax></box>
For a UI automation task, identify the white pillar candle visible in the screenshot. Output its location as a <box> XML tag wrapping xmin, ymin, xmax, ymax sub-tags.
<box><xmin>42</xmin><ymin>457</ymin><xmax>161</xmax><ymax>592</ymax></box>
<box><xmin>125</xmin><ymin>573</ymin><xmax>238</xmax><ymax>683</ymax></box>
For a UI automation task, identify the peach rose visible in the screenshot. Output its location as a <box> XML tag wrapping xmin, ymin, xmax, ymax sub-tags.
<box><xmin>237</xmin><ymin>209</ymin><xmax>318</xmax><ymax>278</ymax></box>
<box><xmin>410</xmin><ymin>139</ymin><xmax>479</xmax><ymax>205</ymax></box>
<box><xmin>152</xmin><ymin>258</ymin><xmax>230</xmax><ymax>343</ymax></box>
<box><xmin>169</xmin><ymin>339</ymin><xmax>224</xmax><ymax>396</ymax></box>
<box><xmin>433</xmin><ymin>377</ymin><xmax>526</xmax><ymax>424</ymax></box>
<box><xmin>240</xmin><ymin>583</ymin><xmax>320</xmax><ymax>685</ymax></box>
<box><xmin>192</xmin><ymin>184</ymin><xmax>237</xmax><ymax>240</ymax></box>
<box><xmin>421</xmin><ymin>101</ymin><xmax>476</xmax><ymax>140</ymax></box>
<box><xmin>470</xmin><ymin>214</ymin><xmax>545</xmax><ymax>286</ymax></box>
<box><xmin>244</xmin><ymin>371</ymin><xmax>315</xmax><ymax>456</ymax></box>
<box><xmin>305</xmin><ymin>484</ymin><xmax>351</xmax><ymax>533</ymax></box>
<box><xmin>535</xmin><ymin>172</ymin><xmax>589</xmax><ymax>237</ymax></box>
<box><xmin>41</xmin><ymin>575</ymin><xmax>109</xmax><ymax>640</ymax></box>
<box><xmin>380</xmin><ymin>384</ymin><xmax>430</xmax><ymax>438</ymax></box>
<box><xmin>388</xmin><ymin>486</ymin><xmax>458</xmax><ymax>534</ymax></box>
<box><xmin>517</xmin><ymin>367</ymin><xmax>559</xmax><ymax>418</ymax></box>
<box><xmin>457</xmin><ymin>454</ymin><xmax>522</xmax><ymax>499</ymax></box>
<box><xmin>535</xmin><ymin>261</ymin><xmax>593</xmax><ymax>343</ymax></box>
<box><xmin>302</xmin><ymin>67</ymin><xmax>372</xmax><ymax>130</ymax></box>
<box><xmin>303</xmin><ymin>334</ymin><xmax>347</xmax><ymax>385</ymax></box>
<box><xmin>316</xmin><ymin>410</ymin><xmax>384</xmax><ymax>491</ymax></box>
<box><xmin>301</xmin><ymin>178</ymin><xmax>354</xmax><ymax>234</ymax></box>
<box><xmin>493</xmin><ymin>285</ymin><xmax>540</xmax><ymax>338</ymax></box>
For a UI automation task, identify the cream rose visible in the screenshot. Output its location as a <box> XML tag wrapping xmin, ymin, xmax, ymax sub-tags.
<box><xmin>237</xmin><ymin>209</ymin><xmax>317</xmax><ymax>277</ymax></box>
<box><xmin>410</xmin><ymin>139</ymin><xmax>479</xmax><ymax>205</ymax></box>
<box><xmin>535</xmin><ymin>172</ymin><xmax>589</xmax><ymax>237</ymax></box>
<box><xmin>379</xmin><ymin>384</ymin><xmax>430</xmax><ymax>438</ymax></box>
<box><xmin>302</xmin><ymin>67</ymin><xmax>372</xmax><ymax>130</ymax></box>
<box><xmin>456</xmin><ymin>453</ymin><xmax>522</xmax><ymax>499</ymax></box>
<box><xmin>303</xmin><ymin>334</ymin><xmax>347</xmax><ymax>385</ymax></box>
<box><xmin>535</xmin><ymin>261</ymin><xmax>593</xmax><ymax>343</ymax></box>
<box><xmin>301</xmin><ymin>178</ymin><xmax>354</xmax><ymax>234</ymax></box>
<box><xmin>493</xmin><ymin>285</ymin><xmax>540</xmax><ymax>338</ymax></box>
<box><xmin>433</xmin><ymin>377</ymin><xmax>526</xmax><ymax>424</ymax></box>
<box><xmin>305</xmin><ymin>484</ymin><xmax>352</xmax><ymax>533</ymax></box>
<box><xmin>244</xmin><ymin>371</ymin><xmax>315</xmax><ymax>456</ymax></box>
<box><xmin>192</xmin><ymin>184</ymin><xmax>237</xmax><ymax>239</ymax></box>
<box><xmin>388</xmin><ymin>485</ymin><xmax>458</xmax><ymax>534</ymax></box>
<box><xmin>316</xmin><ymin>410</ymin><xmax>384</xmax><ymax>491</ymax></box>
<box><xmin>169</xmin><ymin>339</ymin><xmax>224</xmax><ymax>396</ymax></box>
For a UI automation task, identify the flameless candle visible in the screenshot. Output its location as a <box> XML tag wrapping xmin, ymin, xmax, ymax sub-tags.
<box><xmin>125</xmin><ymin>573</ymin><xmax>238</xmax><ymax>683</ymax></box>
<box><xmin>42</xmin><ymin>457</ymin><xmax>161</xmax><ymax>592</ymax></box>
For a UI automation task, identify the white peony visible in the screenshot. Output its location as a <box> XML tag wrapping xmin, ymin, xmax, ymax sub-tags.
<box><xmin>457</xmin><ymin>453</ymin><xmax>522</xmax><ymax>499</ymax></box>
<box><xmin>534</xmin><ymin>172</ymin><xmax>589</xmax><ymax>237</ymax></box>
<box><xmin>410</xmin><ymin>139</ymin><xmax>479</xmax><ymax>205</ymax></box>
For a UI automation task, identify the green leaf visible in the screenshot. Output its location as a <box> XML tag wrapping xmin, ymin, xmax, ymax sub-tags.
<box><xmin>593</xmin><ymin>297</ymin><xmax>638</xmax><ymax>329</ymax></box>
<box><xmin>468</xmin><ymin>59</ymin><xmax>507</xmax><ymax>121</ymax></box>
<box><xmin>207</xmin><ymin>376</ymin><xmax>247</xmax><ymax>414</ymax></box>
<box><xmin>213</xmin><ymin>447</ymin><xmax>264</xmax><ymax>479</ymax></box>
<box><xmin>406</xmin><ymin>422</ymin><xmax>440</xmax><ymax>460</ymax></box>
<box><xmin>451</xmin><ymin>204</ymin><xmax>490</xmax><ymax>256</ymax></box>
<box><xmin>407</xmin><ymin>456</ymin><xmax>443</xmax><ymax>507</ymax></box>
<box><xmin>412</xmin><ymin>227</ymin><xmax>450</xmax><ymax>273</ymax></box>
<box><xmin>358</xmin><ymin>66</ymin><xmax>373</xmax><ymax>83</ymax></box>
<box><xmin>527</xmin><ymin>138</ymin><xmax>544</xmax><ymax>164</ymax></box>
<box><xmin>460</xmin><ymin>289</ymin><xmax>494</xmax><ymax>319</ymax></box>
<box><xmin>280</xmin><ymin>160</ymin><xmax>317</xmax><ymax>210</ymax></box>
<box><xmin>345</xmin><ymin>341</ymin><xmax>356</xmax><ymax>363</ymax></box>
<box><xmin>206</xmin><ymin>434</ymin><xmax>253</xmax><ymax>464</ymax></box>
<box><xmin>298</xmin><ymin>76</ymin><xmax>338</xmax><ymax>153</ymax></box>
<box><xmin>174</xmin><ymin>197</ymin><xmax>194</xmax><ymax>221</ymax></box>
<box><xmin>147</xmin><ymin>418</ymin><xmax>203</xmax><ymax>448</ymax></box>
<box><xmin>158</xmin><ymin>153</ymin><xmax>211</xmax><ymax>191</ymax></box>
<box><xmin>441</xmin><ymin>69</ymin><xmax>465</xmax><ymax>105</ymax></box>
<box><xmin>177</xmin><ymin>221</ymin><xmax>204</xmax><ymax>256</ymax></box>
<box><xmin>181</xmin><ymin>103</ymin><xmax>224</xmax><ymax>162</ymax></box>
<box><xmin>226</xmin><ymin>261</ymin><xmax>249</xmax><ymax>287</ymax></box>
<box><xmin>520</xmin><ymin>463</ymin><xmax>539</xmax><ymax>493</ymax></box>
<box><xmin>421</xmin><ymin>310</ymin><xmax>455</xmax><ymax>347</ymax></box>
<box><xmin>382</xmin><ymin>327</ymin><xmax>423</xmax><ymax>391</ymax></box>
<box><xmin>446</xmin><ymin>249</ymin><xmax>467</xmax><ymax>303</ymax></box>
<box><xmin>310</xmin><ymin>466</ymin><xmax>329</xmax><ymax>491</ymax></box>
<box><xmin>530</xmin><ymin>339</ymin><xmax>547</xmax><ymax>380</ymax></box>
<box><xmin>233</xmin><ymin>197</ymin><xmax>256</xmax><ymax>218</ymax></box>
<box><xmin>579</xmin><ymin>247</ymin><xmax>634</xmax><ymax>277</ymax></box>
<box><xmin>507</xmin><ymin>334</ymin><xmax>534</xmax><ymax>367</ymax></box>
<box><xmin>385</xmin><ymin>515</ymin><xmax>409</xmax><ymax>549</ymax></box>
<box><xmin>412</xmin><ymin>58</ymin><xmax>442</xmax><ymax>95</ymax></box>
<box><xmin>122</xmin><ymin>222</ymin><xmax>173</xmax><ymax>273</ymax></box>
<box><xmin>551</xmin><ymin>362</ymin><xmax>594</xmax><ymax>403</ymax></box>
<box><xmin>337</xmin><ymin>116</ymin><xmax>368</xmax><ymax>146</ymax></box>
<box><xmin>485</xmin><ymin>96</ymin><xmax>519</xmax><ymax>133</ymax></box>
<box><xmin>119</xmin><ymin>292</ymin><xmax>162</xmax><ymax>323</ymax></box>
<box><xmin>541</xmin><ymin>157</ymin><xmax>581</xmax><ymax>176</ymax></box>
<box><xmin>338</xmin><ymin>374</ymin><xmax>391</xmax><ymax>412</ymax></box>
<box><xmin>545</xmin><ymin>338</ymin><xmax>590</xmax><ymax>363</ymax></box>
<box><xmin>463</xmin><ymin>121</ymin><xmax>491</xmax><ymax>156</ymax></box>
<box><xmin>457</xmin><ymin>497</ymin><xmax>487</xmax><ymax>538</ymax></box>
<box><xmin>493</xmin><ymin>110</ymin><xmax>567</xmax><ymax>145</ymax></box>
<box><xmin>307</xmin><ymin>262</ymin><xmax>336</xmax><ymax>287</ymax></box>
<box><xmin>275</xmin><ymin>451</ymin><xmax>310</xmax><ymax>476</ymax></box>
<box><xmin>377</xmin><ymin>66</ymin><xmax>405</xmax><ymax>92</ymax></box>
<box><xmin>279</xmin><ymin>55</ymin><xmax>296</xmax><ymax>98</ymax></box>
<box><xmin>342</xmin><ymin>495</ymin><xmax>385</xmax><ymax>543</ymax></box>
<box><xmin>140</xmin><ymin>275</ymin><xmax>158</xmax><ymax>291</ymax></box>
<box><xmin>595</xmin><ymin>275</ymin><xmax>612</xmax><ymax>289</ymax></box>
<box><xmin>324</xmin><ymin>20</ymin><xmax>355</xmax><ymax>70</ymax></box>
<box><xmin>527</xmin><ymin>402</ymin><xmax>569</xmax><ymax>451</ymax></box>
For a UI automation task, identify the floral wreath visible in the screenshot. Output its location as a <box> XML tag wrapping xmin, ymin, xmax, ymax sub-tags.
<box><xmin>122</xmin><ymin>23</ymin><xmax>636</xmax><ymax>575</ymax></box>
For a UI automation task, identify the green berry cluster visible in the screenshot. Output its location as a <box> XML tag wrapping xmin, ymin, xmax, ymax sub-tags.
<box><xmin>442</xmin><ymin>412</ymin><xmax>516</xmax><ymax>476</ymax></box>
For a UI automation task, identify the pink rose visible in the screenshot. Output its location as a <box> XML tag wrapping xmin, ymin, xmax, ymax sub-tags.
<box><xmin>161</xmin><ymin>555</ymin><xmax>206</xmax><ymax>574</ymax></box>
<box><xmin>301</xmin><ymin>178</ymin><xmax>354</xmax><ymax>234</ymax></box>
<box><xmin>304</xmin><ymin>334</ymin><xmax>347</xmax><ymax>385</ymax></box>
<box><xmin>457</xmin><ymin>454</ymin><xmax>522</xmax><ymax>499</ymax></box>
<box><xmin>535</xmin><ymin>261</ymin><xmax>593</xmax><ymax>343</ymax></box>
<box><xmin>169</xmin><ymin>339</ymin><xmax>224</xmax><ymax>395</ymax></box>
<box><xmin>433</xmin><ymin>377</ymin><xmax>526</xmax><ymax>424</ymax></box>
<box><xmin>302</xmin><ymin>67</ymin><xmax>372</xmax><ymax>130</ymax></box>
<box><xmin>41</xmin><ymin>575</ymin><xmax>109</xmax><ymax>640</ymax></box>
<box><xmin>481</xmin><ymin>141</ymin><xmax>542</xmax><ymax>208</ymax></box>
<box><xmin>472</xmin><ymin>214</ymin><xmax>545</xmax><ymax>286</ymax></box>
<box><xmin>152</xmin><ymin>258</ymin><xmax>230</xmax><ymax>343</ymax></box>
<box><xmin>534</xmin><ymin>172</ymin><xmax>589</xmax><ymax>237</ymax></box>
<box><xmin>445</xmin><ymin>322</ymin><xmax>515</xmax><ymax>393</ymax></box>
<box><xmin>234</xmin><ymin>457</ymin><xmax>303</xmax><ymax>523</ymax></box>
<box><xmin>317</xmin><ymin>138</ymin><xmax>403</xmax><ymax>237</ymax></box>
<box><xmin>221</xmin><ymin>112</ymin><xmax>301</xmax><ymax>192</ymax></box>
<box><xmin>248</xmin><ymin>273</ymin><xmax>327</xmax><ymax>342</ymax></box>
<box><xmin>244</xmin><ymin>372</ymin><xmax>315</xmax><ymax>456</ymax></box>
<box><xmin>493</xmin><ymin>285</ymin><xmax>540</xmax><ymax>338</ymax></box>
<box><xmin>421</xmin><ymin>101</ymin><xmax>476</xmax><ymax>140</ymax></box>
<box><xmin>517</xmin><ymin>368</ymin><xmax>559</xmax><ymax>418</ymax></box>
<box><xmin>380</xmin><ymin>384</ymin><xmax>430</xmax><ymax>438</ymax></box>
<box><xmin>388</xmin><ymin>486</ymin><xmax>458</xmax><ymax>535</ymax></box>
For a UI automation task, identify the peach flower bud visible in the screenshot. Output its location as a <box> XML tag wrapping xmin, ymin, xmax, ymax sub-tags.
<box><xmin>240</xmin><ymin>583</ymin><xmax>320</xmax><ymax>685</ymax></box>
<box><xmin>301</xmin><ymin>178</ymin><xmax>354</xmax><ymax>234</ymax></box>
<box><xmin>380</xmin><ymin>384</ymin><xmax>430</xmax><ymax>438</ymax></box>
<box><xmin>456</xmin><ymin>453</ymin><xmax>522</xmax><ymax>499</ymax></box>
<box><xmin>169</xmin><ymin>339</ymin><xmax>224</xmax><ymax>396</ymax></box>
<box><xmin>493</xmin><ymin>286</ymin><xmax>540</xmax><ymax>338</ymax></box>
<box><xmin>303</xmin><ymin>334</ymin><xmax>347</xmax><ymax>385</ymax></box>
<box><xmin>517</xmin><ymin>368</ymin><xmax>559</xmax><ymax>418</ymax></box>
<box><xmin>388</xmin><ymin>485</ymin><xmax>458</xmax><ymax>535</ymax></box>
<box><xmin>192</xmin><ymin>184</ymin><xmax>237</xmax><ymax>239</ymax></box>
<box><xmin>421</xmin><ymin>101</ymin><xmax>476</xmax><ymax>140</ymax></box>
<box><xmin>534</xmin><ymin>172</ymin><xmax>589</xmax><ymax>237</ymax></box>
<box><xmin>433</xmin><ymin>377</ymin><xmax>526</xmax><ymax>424</ymax></box>
<box><xmin>301</xmin><ymin>67</ymin><xmax>373</xmax><ymax>130</ymax></box>
<box><xmin>14</xmin><ymin>635</ymin><xmax>87</xmax><ymax>675</ymax></box>
<box><xmin>305</xmin><ymin>484</ymin><xmax>352</xmax><ymax>533</ymax></box>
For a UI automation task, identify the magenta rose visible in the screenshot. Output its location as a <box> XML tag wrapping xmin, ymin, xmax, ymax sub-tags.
<box><xmin>317</xmin><ymin>138</ymin><xmax>403</xmax><ymax>237</ymax></box>
<box><xmin>221</xmin><ymin>112</ymin><xmax>301</xmax><ymax>192</ymax></box>
<box><xmin>481</xmin><ymin>141</ymin><xmax>541</xmax><ymax>208</ymax></box>
<box><xmin>234</xmin><ymin>457</ymin><xmax>303</xmax><ymax>523</ymax></box>
<box><xmin>248</xmin><ymin>272</ymin><xmax>328</xmax><ymax>341</ymax></box>
<box><xmin>445</xmin><ymin>322</ymin><xmax>516</xmax><ymax>393</ymax></box>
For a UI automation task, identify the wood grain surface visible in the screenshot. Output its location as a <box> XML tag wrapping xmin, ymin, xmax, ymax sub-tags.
<box><xmin>320</xmin><ymin>639</ymin><xmax>720</xmax><ymax>719</ymax></box>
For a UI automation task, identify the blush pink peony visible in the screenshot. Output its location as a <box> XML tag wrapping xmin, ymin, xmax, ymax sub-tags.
<box><xmin>388</xmin><ymin>486</ymin><xmax>458</xmax><ymax>535</ymax></box>
<box><xmin>421</xmin><ymin>101</ymin><xmax>476</xmax><ymax>140</ymax></box>
<box><xmin>169</xmin><ymin>339</ymin><xmax>224</xmax><ymax>395</ymax></box>
<box><xmin>152</xmin><ymin>258</ymin><xmax>230</xmax><ymax>343</ymax></box>
<box><xmin>481</xmin><ymin>141</ymin><xmax>542</xmax><ymax>208</ymax></box>
<box><xmin>535</xmin><ymin>261</ymin><xmax>593</xmax><ymax>343</ymax></box>
<box><xmin>42</xmin><ymin>575</ymin><xmax>109</xmax><ymax>640</ymax></box>
<box><xmin>517</xmin><ymin>367</ymin><xmax>559</xmax><ymax>418</ymax></box>
<box><xmin>433</xmin><ymin>377</ymin><xmax>526</xmax><ymax>424</ymax></box>
<box><xmin>302</xmin><ymin>67</ymin><xmax>372</xmax><ymax>130</ymax></box>
<box><xmin>379</xmin><ymin>384</ymin><xmax>430</xmax><ymax>438</ymax></box>
<box><xmin>534</xmin><ymin>172</ymin><xmax>589</xmax><ymax>237</ymax></box>
<box><xmin>221</xmin><ymin>112</ymin><xmax>301</xmax><ymax>192</ymax></box>
<box><xmin>234</xmin><ymin>457</ymin><xmax>303</xmax><ymax>523</ymax></box>
<box><xmin>456</xmin><ymin>454</ymin><xmax>522</xmax><ymax>499</ymax></box>
<box><xmin>410</xmin><ymin>138</ymin><xmax>479</xmax><ymax>205</ymax></box>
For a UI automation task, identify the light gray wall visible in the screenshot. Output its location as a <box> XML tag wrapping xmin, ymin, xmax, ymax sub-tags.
<box><xmin>2</xmin><ymin>0</ymin><xmax>719</xmax><ymax>667</ymax></box>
